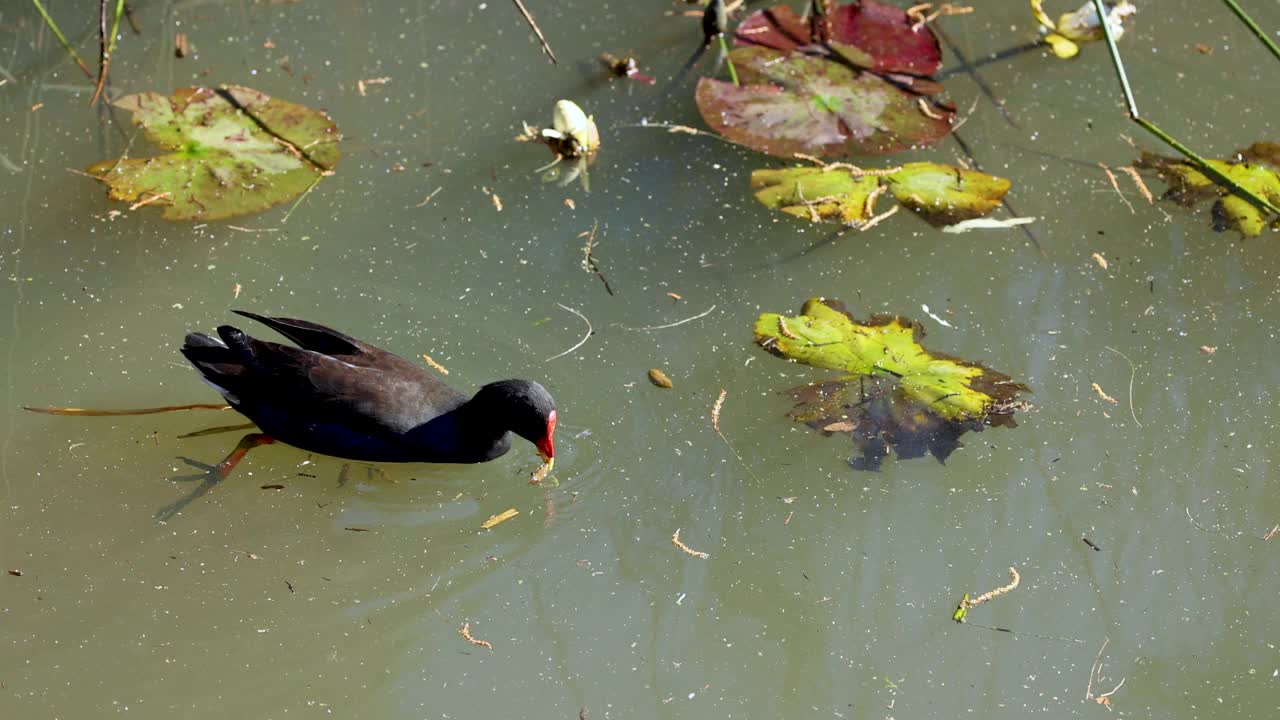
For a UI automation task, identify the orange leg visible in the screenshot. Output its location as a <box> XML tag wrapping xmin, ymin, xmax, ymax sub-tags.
<box><xmin>216</xmin><ymin>433</ymin><xmax>275</xmax><ymax>477</ymax></box>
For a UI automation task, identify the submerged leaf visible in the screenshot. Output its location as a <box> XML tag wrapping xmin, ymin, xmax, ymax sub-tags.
<box><xmin>86</xmin><ymin>86</ymin><xmax>340</xmax><ymax>221</ymax></box>
<box><xmin>755</xmin><ymin>298</ymin><xmax>1029</xmax><ymax>469</ymax></box>
<box><xmin>697</xmin><ymin>47</ymin><xmax>953</xmax><ymax>158</ymax></box>
<box><xmin>1136</xmin><ymin>146</ymin><xmax>1280</xmax><ymax>237</ymax></box>
<box><xmin>750</xmin><ymin>161</ymin><xmax>1011</xmax><ymax>228</ymax></box>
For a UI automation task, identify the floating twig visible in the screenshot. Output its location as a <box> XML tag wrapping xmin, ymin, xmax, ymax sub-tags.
<box><xmin>414</xmin><ymin>186</ymin><xmax>443</xmax><ymax>207</ymax></box>
<box><xmin>421</xmin><ymin>353</ymin><xmax>449</xmax><ymax>375</ymax></box>
<box><xmin>128</xmin><ymin>191</ymin><xmax>170</xmax><ymax>210</ymax></box>
<box><xmin>953</xmin><ymin>566</ymin><xmax>1020</xmax><ymax>621</ymax></box>
<box><xmin>672</xmin><ymin>528</ymin><xmax>710</xmax><ymax>559</ymax></box>
<box><xmin>906</xmin><ymin>3</ymin><xmax>974</xmax><ymax>32</ymax></box>
<box><xmin>481</xmin><ymin>508</ymin><xmax>519</xmax><ymax>529</ymax></box>
<box><xmin>627</xmin><ymin>304</ymin><xmax>717</xmax><ymax>331</ymax></box>
<box><xmin>1091</xmin><ymin>382</ymin><xmax>1118</xmax><ymax>405</ymax></box>
<box><xmin>710</xmin><ymin>389</ymin><xmax>763</xmax><ymax>483</ymax></box>
<box><xmin>711</xmin><ymin>389</ymin><xmax>725</xmax><ymax>434</ymax></box>
<box><xmin>459</xmin><ymin>622</ymin><xmax>494</xmax><ymax>650</ymax></box>
<box><xmin>1117</xmin><ymin>166</ymin><xmax>1154</xmax><ymax>204</ymax></box>
<box><xmin>24</xmin><ymin>402</ymin><xmax>230</xmax><ymax>416</ymax></box>
<box><xmin>1103</xmin><ymin>346</ymin><xmax>1143</xmax><ymax>428</ymax></box>
<box><xmin>792</xmin><ymin>153</ymin><xmax>903</xmax><ymax>177</ymax></box>
<box><xmin>856</xmin><ymin>203</ymin><xmax>899</xmax><ymax>232</ymax></box>
<box><xmin>579</xmin><ymin>221</ymin><xmax>613</xmax><ymax>295</ymax></box>
<box><xmin>1098</xmin><ymin>162</ymin><xmax>1135</xmax><ymax>214</ymax></box>
<box><xmin>545</xmin><ymin>303</ymin><xmax>592</xmax><ymax>361</ymax></box>
<box><xmin>1085</xmin><ymin>637</ymin><xmax>1109</xmax><ymax>701</ymax></box>
<box><xmin>1085</xmin><ymin>637</ymin><xmax>1125</xmax><ymax>710</ymax></box>
<box><xmin>511</xmin><ymin>0</ymin><xmax>557</xmax><ymax>65</ymax></box>
<box><xmin>356</xmin><ymin>76</ymin><xmax>391</xmax><ymax>97</ymax></box>
<box><xmin>623</xmin><ymin>122</ymin><xmax>739</xmax><ymax>145</ymax></box>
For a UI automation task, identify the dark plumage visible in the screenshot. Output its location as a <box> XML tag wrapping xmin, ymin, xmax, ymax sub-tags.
<box><xmin>180</xmin><ymin>311</ymin><xmax>556</xmax><ymax>475</ymax></box>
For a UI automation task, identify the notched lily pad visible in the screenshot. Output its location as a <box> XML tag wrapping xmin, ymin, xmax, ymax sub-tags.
<box><xmin>755</xmin><ymin>298</ymin><xmax>1030</xmax><ymax>469</ymax></box>
<box><xmin>697</xmin><ymin>47</ymin><xmax>953</xmax><ymax>158</ymax></box>
<box><xmin>751</xmin><ymin>161</ymin><xmax>1011</xmax><ymax>227</ymax></box>
<box><xmin>86</xmin><ymin>86</ymin><xmax>340</xmax><ymax>221</ymax></box>
<box><xmin>1136</xmin><ymin>143</ymin><xmax>1280</xmax><ymax>237</ymax></box>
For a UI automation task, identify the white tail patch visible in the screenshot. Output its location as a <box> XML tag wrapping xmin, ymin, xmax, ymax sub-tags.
<box><xmin>198</xmin><ymin>376</ymin><xmax>239</xmax><ymax>405</ymax></box>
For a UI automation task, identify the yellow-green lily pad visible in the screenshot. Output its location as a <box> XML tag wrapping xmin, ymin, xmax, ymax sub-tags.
<box><xmin>1136</xmin><ymin>144</ymin><xmax>1280</xmax><ymax>237</ymax></box>
<box><xmin>887</xmin><ymin>163</ymin><xmax>1012</xmax><ymax>226</ymax></box>
<box><xmin>751</xmin><ymin>162</ymin><xmax>1011</xmax><ymax>228</ymax></box>
<box><xmin>86</xmin><ymin>86</ymin><xmax>340</xmax><ymax>221</ymax></box>
<box><xmin>751</xmin><ymin>166</ymin><xmax>879</xmax><ymax>224</ymax></box>
<box><xmin>755</xmin><ymin>298</ymin><xmax>1029</xmax><ymax>469</ymax></box>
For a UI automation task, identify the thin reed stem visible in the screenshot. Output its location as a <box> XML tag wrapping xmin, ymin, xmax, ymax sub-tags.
<box><xmin>1091</xmin><ymin>0</ymin><xmax>1280</xmax><ymax>218</ymax></box>
<box><xmin>1220</xmin><ymin>0</ymin><xmax>1280</xmax><ymax>64</ymax></box>
<box><xmin>31</xmin><ymin>0</ymin><xmax>93</xmax><ymax>78</ymax></box>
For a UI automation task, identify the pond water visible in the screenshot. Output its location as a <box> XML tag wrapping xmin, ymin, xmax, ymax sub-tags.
<box><xmin>3</xmin><ymin>1</ymin><xmax>1280</xmax><ymax>718</ymax></box>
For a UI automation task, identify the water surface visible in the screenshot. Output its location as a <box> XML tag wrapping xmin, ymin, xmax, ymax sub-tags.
<box><xmin>2</xmin><ymin>1</ymin><xmax>1279</xmax><ymax>718</ymax></box>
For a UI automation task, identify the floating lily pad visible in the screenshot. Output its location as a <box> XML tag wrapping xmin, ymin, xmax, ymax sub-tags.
<box><xmin>697</xmin><ymin>47</ymin><xmax>953</xmax><ymax>158</ymax></box>
<box><xmin>751</xmin><ymin>162</ymin><xmax>1011</xmax><ymax>227</ymax></box>
<box><xmin>755</xmin><ymin>298</ymin><xmax>1029</xmax><ymax>469</ymax></box>
<box><xmin>735</xmin><ymin>1</ymin><xmax>942</xmax><ymax>77</ymax></box>
<box><xmin>1136</xmin><ymin>144</ymin><xmax>1280</xmax><ymax>237</ymax></box>
<box><xmin>751</xmin><ymin>166</ymin><xmax>879</xmax><ymax>224</ymax></box>
<box><xmin>86</xmin><ymin>86</ymin><xmax>340</xmax><ymax>221</ymax></box>
<box><xmin>887</xmin><ymin>162</ymin><xmax>1012</xmax><ymax>226</ymax></box>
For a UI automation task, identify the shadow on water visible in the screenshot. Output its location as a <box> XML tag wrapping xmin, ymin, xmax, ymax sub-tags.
<box><xmin>156</xmin><ymin>457</ymin><xmax>229</xmax><ymax>520</ymax></box>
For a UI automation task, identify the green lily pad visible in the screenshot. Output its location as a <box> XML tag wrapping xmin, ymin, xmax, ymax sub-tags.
<box><xmin>750</xmin><ymin>166</ymin><xmax>879</xmax><ymax>224</ymax></box>
<box><xmin>886</xmin><ymin>162</ymin><xmax>1012</xmax><ymax>226</ymax></box>
<box><xmin>1136</xmin><ymin>145</ymin><xmax>1280</xmax><ymax>237</ymax></box>
<box><xmin>755</xmin><ymin>298</ymin><xmax>1029</xmax><ymax>469</ymax></box>
<box><xmin>750</xmin><ymin>162</ymin><xmax>1011</xmax><ymax>227</ymax></box>
<box><xmin>696</xmin><ymin>46</ymin><xmax>954</xmax><ymax>158</ymax></box>
<box><xmin>86</xmin><ymin>86</ymin><xmax>340</xmax><ymax>221</ymax></box>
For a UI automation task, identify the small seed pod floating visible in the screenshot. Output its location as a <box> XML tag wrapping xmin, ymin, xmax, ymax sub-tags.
<box><xmin>517</xmin><ymin>99</ymin><xmax>601</xmax><ymax>190</ymax></box>
<box><xmin>542</xmin><ymin>100</ymin><xmax>600</xmax><ymax>159</ymax></box>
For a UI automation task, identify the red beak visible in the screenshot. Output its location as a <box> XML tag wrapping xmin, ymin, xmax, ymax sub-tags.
<box><xmin>536</xmin><ymin>409</ymin><xmax>556</xmax><ymax>462</ymax></box>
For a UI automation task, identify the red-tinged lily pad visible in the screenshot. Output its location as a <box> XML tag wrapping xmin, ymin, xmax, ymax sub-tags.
<box><xmin>696</xmin><ymin>47</ymin><xmax>954</xmax><ymax>158</ymax></box>
<box><xmin>86</xmin><ymin>86</ymin><xmax>340</xmax><ymax>221</ymax></box>
<box><xmin>735</xmin><ymin>1</ymin><xmax>942</xmax><ymax>77</ymax></box>
<box><xmin>755</xmin><ymin>298</ymin><xmax>1030</xmax><ymax>469</ymax></box>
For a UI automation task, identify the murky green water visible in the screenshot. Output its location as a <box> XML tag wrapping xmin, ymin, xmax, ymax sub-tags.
<box><xmin>3</xmin><ymin>1</ymin><xmax>1280</xmax><ymax>717</ymax></box>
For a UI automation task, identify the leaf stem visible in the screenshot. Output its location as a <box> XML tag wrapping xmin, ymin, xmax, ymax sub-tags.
<box><xmin>718</xmin><ymin>35</ymin><xmax>739</xmax><ymax>87</ymax></box>
<box><xmin>30</xmin><ymin>0</ymin><xmax>93</xmax><ymax>78</ymax></box>
<box><xmin>90</xmin><ymin>0</ymin><xmax>125</xmax><ymax>106</ymax></box>
<box><xmin>1219</xmin><ymin>0</ymin><xmax>1280</xmax><ymax>64</ymax></box>
<box><xmin>1090</xmin><ymin>0</ymin><xmax>1280</xmax><ymax>218</ymax></box>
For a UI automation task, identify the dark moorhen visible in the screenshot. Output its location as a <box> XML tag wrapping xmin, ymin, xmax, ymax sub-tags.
<box><xmin>180</xmin><ymin>311</ymin><xmax>556</xmax><ymax>476</ymax></box>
